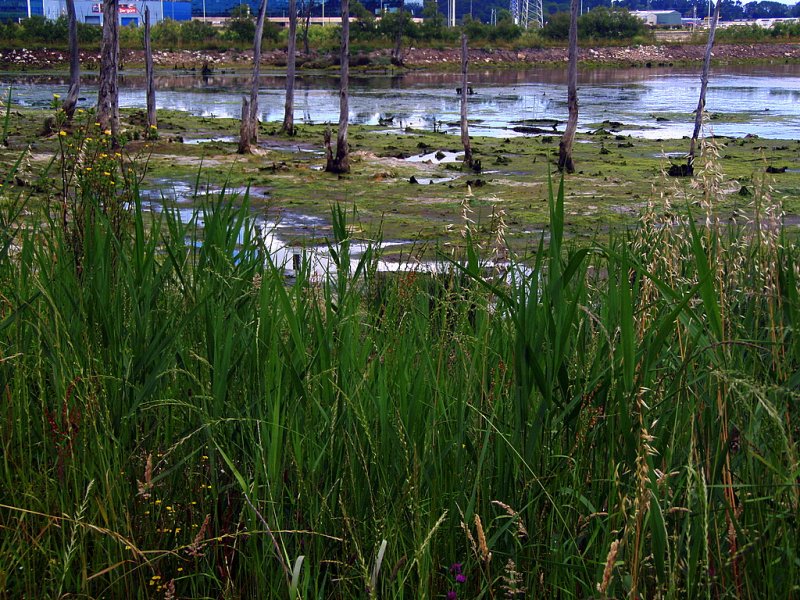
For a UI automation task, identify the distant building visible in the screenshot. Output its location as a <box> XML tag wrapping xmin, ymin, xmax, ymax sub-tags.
<box><xmin>0</xmin><ymin>0</ymin><xmax>192</xmax><ymax>24</ymax></box>
<box><xmin>754</xmin><ymin>17</ymin><xmax>799</xmax><ymax>27</ymax></box>
<box><xmin>630</xmin><ymin>10</ymin><xmax>682</xmax><ymax>27</ymax></box>
<box><xmin>190</xmin><ymin>0</ymin><xmax>297</xmax><ymax>18</ymax></box>
<box><xmin>0</xmin><ymin>0</ymin><xmax>42</xmax><ymax>21</ymax></box>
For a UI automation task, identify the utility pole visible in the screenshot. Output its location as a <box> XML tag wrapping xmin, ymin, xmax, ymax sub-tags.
<box><xmin>448</xmin><ymin>0</ymin><xmax>455</xmax><ymax>27</ymax></box>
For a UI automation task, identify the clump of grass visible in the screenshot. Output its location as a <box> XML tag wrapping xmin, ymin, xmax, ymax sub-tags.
<box><xmin>0</xmin><ymin>139</ymin><xmax>798</xmax><ymax>599</ymax></box>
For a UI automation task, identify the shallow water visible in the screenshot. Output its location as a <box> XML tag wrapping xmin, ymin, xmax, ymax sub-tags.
<box><xmin>138</xmin><ymin>179</ymin><xmax>524</xmax><ymax>277</ymax></box>
<box><xmin>3</xmin><ymin>64</ymin><xmax>799</xmax><ymax>139</ymax></box>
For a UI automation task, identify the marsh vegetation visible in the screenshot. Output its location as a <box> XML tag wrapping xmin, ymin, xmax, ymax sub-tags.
<box><xmin>0</xmin><ymin>89</ymin><xmax>799</xmax><ymax>598</ymax></box>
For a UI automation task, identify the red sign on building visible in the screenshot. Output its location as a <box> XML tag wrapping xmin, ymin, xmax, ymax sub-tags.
<box><xmin>93</xmin><ymin>2</ymin><xmax>139</xmax><ymax>13</ymax></box>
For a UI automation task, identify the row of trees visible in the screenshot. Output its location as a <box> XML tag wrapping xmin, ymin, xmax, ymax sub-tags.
<box><xmin>2</xmin><ymin>2</ymin><xmax>657</xmax><ymax>52</ymax></box>
<box><xmin>542</xmin><ymin>7</ymin><xmax>647</xmax><ymax>41</ymax></box>
<box><xmin>0</xmin><ymin>13</ymin><xmax>281</xmax><ymax>47</ymax></box>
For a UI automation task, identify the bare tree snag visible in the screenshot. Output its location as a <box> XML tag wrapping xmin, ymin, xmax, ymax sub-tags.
<box><xmin>558</xmin><ymin>0</ymin><xmax>579</xmax><ymax>174</ymax></box>
<box><xmin>62</xmin><ymin>0</ymin><xmax>80</xmax><ymax>121</ymax></box>
<box><xmin>392</xmin><ymin>0</ymin><xmax>405</xmax><ymax>66</ymax></box>
<box><xmin>323</xmin><ymin>126</ymin><xmax>333</xmax><ymax>164</ymax></box>
<box><xmin>460</xmin><ymin>34</ymin><xmax>472</xmax><ymax>170</ymax></box>
<box><xmin>688</xmin><ymin>0</ymin><xmax>722</xmax><ymax>171</ymax></box>
<box><xmin>239</xmin><ymin>0</ymin><xmax>268</xmax><ymax>153</ymax></box>
<box><xmin>326</xmin><ymin>0</ymin><xmax>349</xmax><ymax>174</ymax></box>
<box><xmin>249</xmin><ymin>0</ymin><xmax>268</xmax><ymax>142</ymax></box>
<box><xmin>302</xmin><ymin>0</ymin><xmax>312</xmax><ymax>56</ymax></box>
<box><xmin>282</xmin><ymin>0</ymin><xmax>297</xmax><ymax>135</ymax></box>
<box><xmin>144</xmin><ymin>6</ymin><xmax>157</xmax><ymax>132</ymax></box>
<box><xmin>97</xmin><ymin>0</ymin><xmax>120</xmax><ymax>138</ymax></box>
<box><xmin>238</xmin><ymin>97</ymin><xmax>252</xmax><ymax>154</ymax></box>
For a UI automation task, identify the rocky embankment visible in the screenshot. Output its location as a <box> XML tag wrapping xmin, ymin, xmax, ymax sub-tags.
<box><xmin>404</xmin><ymin>42</ymin><xmax>800</xmax><ymax>66</ymax></box>
<box><xmin>1</xmin><ymin>42</ymin><xmax>799</xmax><ymax>70</ymax></box>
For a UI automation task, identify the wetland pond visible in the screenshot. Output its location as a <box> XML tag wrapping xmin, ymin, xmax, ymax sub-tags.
<box><xmin>3</xmin><ymin>63</ymin><xmax>800</xmax><ymax>139</ymax></box>
<box><xmin>3</xmin><ymin>64</ymin><xmax>799</xmax><ymax>272</ymax></box>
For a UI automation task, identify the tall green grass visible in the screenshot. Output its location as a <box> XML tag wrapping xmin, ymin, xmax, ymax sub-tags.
<box><xmin>0</xmin><ymin>151</ymin><xmax>798</xmax><ymax>599</ymax></box>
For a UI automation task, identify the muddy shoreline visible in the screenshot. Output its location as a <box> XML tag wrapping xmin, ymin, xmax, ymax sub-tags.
<box><xmin>1</xmin><ymin>41</ymin><xmax>799</xmax><ymax>71</ymax></box>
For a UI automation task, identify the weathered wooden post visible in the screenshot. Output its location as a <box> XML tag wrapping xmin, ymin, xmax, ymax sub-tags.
<box><xmin>688</xmin><ymin>0</ymin><xmax>722</xmax><ymax>172</ymax></box>
<box><xmin>325</xmin><ymin>0</ymin><xmax>350</xmax><ymax>174</ymax></box>
<box><xmin>238</xmin><ymin>0</ymin><xmax>268</xmax><ymax>153</ymax></box>
<box><xmin>558</xmin><ymin>0</ymin><xmax>579</xmax><ymax>174</ymax></box>
<box><xmin>460</xmin><ymin>33</ymin><xmax>472</xmax><ymax>170</ymax></box>
<box><xmin>97</xmin><ymin>0</ymin><xmax>120</xmax><ymax>138</ymax></box>
<box><xmin>144</xmin><ymin>5</ymin><xmax>157</xmax><ymax>132</ymax></box>
<box><xmin>282</xmin><ymin>0</ymin><xmax>297</xmax><ymax>135</ymax></box>
<box><xmin>62</xmin><ymin>0</ymin><xmax>80</xmax><ymax>121</ymax></box>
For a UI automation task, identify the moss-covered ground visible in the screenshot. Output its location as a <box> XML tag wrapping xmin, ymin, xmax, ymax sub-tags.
<box><xmin>2</xmin><ymin>103</ymin><xmax>798</xmax><ymax>258</ymax></box>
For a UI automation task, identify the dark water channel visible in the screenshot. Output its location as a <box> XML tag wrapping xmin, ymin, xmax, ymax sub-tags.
<box><xmin>3</xmin><ymin>63</ymin><xmax>800</xmax><ymax>139</ymax></box>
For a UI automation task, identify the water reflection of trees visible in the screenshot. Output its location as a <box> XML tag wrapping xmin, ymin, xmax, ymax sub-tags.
<box><xmin>8</xmin><ymin>63</ymin><xmax>800</xmax><ymax>92</ymax></box>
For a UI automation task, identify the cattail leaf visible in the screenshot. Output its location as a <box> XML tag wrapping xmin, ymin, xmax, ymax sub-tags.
<box><xmin>370</xmin><ymin>540</ymin><xmax>387</xmax><ymax>593</ymax></box>
<box><xmin>289</xmin><ymin>555</ymin><xmax>305</xmax><ymax>600</ymax></box>
<box><xmin>687</xmin><ymin>214</ymin><xmax>723</xmax><ymax>341</ymax></box>
<box><xmin>649</xmin><ymin>492</ymin><xmax>669</xmax><ymax>585</ymax></box>
<box><xmin>619</xmin><ymin>261</ymin><xmax>635</xmax><ymax>393</ymax></box>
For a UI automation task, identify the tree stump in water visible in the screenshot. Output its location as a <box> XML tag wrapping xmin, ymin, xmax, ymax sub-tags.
<box><xmin>668</xmin><ymin>162</ymin><xmax>693</xmax><ymax>177</ymax></box>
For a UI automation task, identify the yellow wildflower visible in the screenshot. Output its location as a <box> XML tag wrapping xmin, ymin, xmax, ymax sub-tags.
<box><xmin>58</xmin><ymin>130</ymin><xmax>67</xmax><ymax>136</ymax></box>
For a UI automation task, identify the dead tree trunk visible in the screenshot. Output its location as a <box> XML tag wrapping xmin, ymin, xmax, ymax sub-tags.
<box><xmin>325</xmin><ymin>0</ymin><xmax>349</xmax><ymax>174</ymax></box>
<box><xmin>460</xmin><ymin>33</ymin><xmax>472</xmax><ymax>170</ymax></box>
<box><xmin>144</xmin><ymin>6</ymin><xmax>157</xmax><ymax>132</ymax></box>
<box><xmin>282</xmin><ymin>0</ymin><xmax>297</xmax><ymax>135</ymax></box>
<box><xmin>557</xmin><ymin>0</ymin><xmax>579</xmax><ymax>174</ymax></box>
<box><xmin>97</xmin><ymin>0</ymin><xmax>120</xmax><ymax>138</ymax></box>
<box><xmin>239</xmin><ymin>0</ymin><xmax>268</xmax><ymax>153</ymax></box>
<box><xmin>688</xmin><ymin>0</ymin><xmax>722</xmax><ymax>171</ymax></box>
<box><xmin>62</xmin><ymin>0</ymin><xmax>80</xmax><ymax>121</ymax></box>
<box><xmin>302</xmin><ymin>0</ymin><xmax>312</xmax><ymax>56</ymax></box>
<box><xmin>238</xmin><ymin>97</ymin><xmax>252</xmax><ymax>154</ymax></box>
<box><xmin>392</xmin><ymin>0</ymin><xmax>404</xmax><ymax>66</ymax></box>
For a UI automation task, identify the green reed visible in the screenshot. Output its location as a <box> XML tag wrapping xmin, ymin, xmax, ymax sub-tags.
<box><xmin>0</xmin><ymin>146</ymin><xmax>798</xmax><ymax>599</ymax></box>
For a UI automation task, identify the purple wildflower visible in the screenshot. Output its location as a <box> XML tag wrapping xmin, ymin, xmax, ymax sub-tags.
<box><xmin>447</xmin><ymin>591</ymin><xmax>458</xmax><ymax>600</ymax></box>
<box><xmin>449</xmin><ymin>563</ymin><xmax>463</xmax><ymax>575</ymax></box>
<box><xmin>455</xmin><ymin>573</ymin><xmax>466</xmax><ymax>584</ymax></box>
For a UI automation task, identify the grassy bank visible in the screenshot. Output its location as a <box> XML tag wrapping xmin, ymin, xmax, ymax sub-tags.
<box><xmin>1</xmin><ymin>124</ymin><xmax>799</xmax><ymax>598</ymax></box>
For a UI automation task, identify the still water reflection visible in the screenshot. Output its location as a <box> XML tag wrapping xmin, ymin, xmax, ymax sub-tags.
<box><xmin>3</xmin><ymin>64</ymin><xmax>799</xmax><ymax>139</ymax></box>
